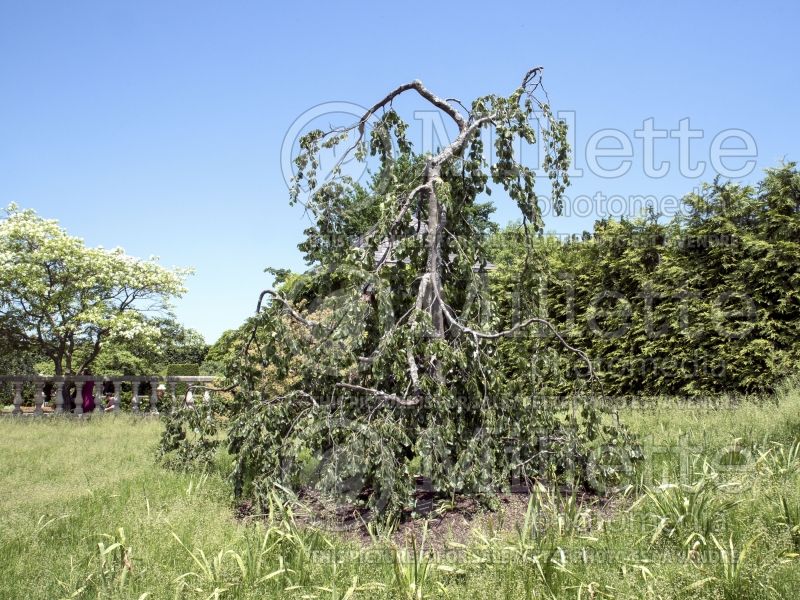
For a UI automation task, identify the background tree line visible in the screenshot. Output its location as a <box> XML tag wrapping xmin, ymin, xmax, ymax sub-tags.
<box><xmin>488</xmin><ymin>163</ymin><xmax>800</xmax><ymax>397</ymax></box>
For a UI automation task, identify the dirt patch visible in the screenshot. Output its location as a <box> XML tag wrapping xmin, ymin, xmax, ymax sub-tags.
<box><xmin>236</xmin><ymin>479</ymin><xmax>626</xmax><ymax>551</ymax></box>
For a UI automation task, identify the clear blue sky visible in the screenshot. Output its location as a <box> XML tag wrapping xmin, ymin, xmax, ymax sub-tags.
<box><xmin>2</xmin><ymin>1</ymin><xmax>797</xmax><ymax>342</ymax></box>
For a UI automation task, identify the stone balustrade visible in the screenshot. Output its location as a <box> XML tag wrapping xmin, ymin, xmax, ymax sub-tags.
<box><xmin>0</xmin><ymin>376</ymin><xmax>217</xmax><ymax>416</ymax></box>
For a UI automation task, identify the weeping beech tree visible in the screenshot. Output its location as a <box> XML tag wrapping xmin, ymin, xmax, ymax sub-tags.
<box><xmin>224</xmin><ymin>67</ymin><xmax>640</xmax><ymax>519</ymax></box>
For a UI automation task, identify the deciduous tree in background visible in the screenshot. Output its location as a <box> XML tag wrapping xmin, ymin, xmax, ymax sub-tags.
<box><xmin>0</xmin><ymin>205</ymin><xmax>191</xmax><ymax>376</ymax></box>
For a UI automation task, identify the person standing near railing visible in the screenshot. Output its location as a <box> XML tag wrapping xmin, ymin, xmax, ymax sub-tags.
<box><xmin>42</xmin><ymin>381</ymin><xmax>53</xmax><ymax>409</ymax></box>
<box><xmin>62</xmin><ymin>380</ymin><xmax>77</xmax><ymax>412</ymax></box>
<box><xmin>81</xmin><ymin>369</ymin><xmax>96</xmax><ymax>413</ymax></box>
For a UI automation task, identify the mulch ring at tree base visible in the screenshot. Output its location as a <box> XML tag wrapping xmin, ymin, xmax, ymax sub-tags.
<box><xmin>234</xmin><ymin>477</ymin><xmax>623</xmax><ymax>552</ymax></box>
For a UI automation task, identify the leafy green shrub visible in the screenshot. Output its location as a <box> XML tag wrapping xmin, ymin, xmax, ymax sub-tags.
<box><xmin>166</xmin><ymin>363</ymin><xmax>200</xmax><ymax>377</ymax></box>
<box><xmin>166</xmin><ymin>362</ymin><xmax>200</xmax><ymax>400</ymax></box>
<box><xmin>158</xmin><ymin>395</ymin><xmax>220</xmax><ymax>470</ymax></box>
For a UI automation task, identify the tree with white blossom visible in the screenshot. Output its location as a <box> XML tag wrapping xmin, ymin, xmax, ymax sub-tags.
<box><xmin>0</xmin><ymin>205</ymin><xmax>191</xmax><ymax>376</ymax></box>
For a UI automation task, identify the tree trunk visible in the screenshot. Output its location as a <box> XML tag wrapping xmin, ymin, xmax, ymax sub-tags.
<box><xmin>422</xmin><ymin>167</ymin><xmax>445</xmax><ymax>339</ymax></box>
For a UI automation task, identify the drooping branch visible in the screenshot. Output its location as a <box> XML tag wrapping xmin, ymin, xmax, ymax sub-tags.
<box><xmin>255</xmin><ymin>289</ymin><xmax>318</xmax><ymax>328</ymax></box>
<box><xmin>372</xmin><ymin>179</ymin><xmax>439</xmax><ymax>271</ymax></box>
<box><xmin>335</xmin><ymin>382</ymin><xmax>420</xmax><ymax>407</ymax></box>
<box><xmin>431</xmin><ymin>115</ymin><xmax>494</xmax><ymax>168</ymax></box>
<box><xmin>243</xmin><ymin>289</ymin><xmax>320</xmax><ymax>364</ymax></box>
<box><xmin>357</xmin><ymin>80</ymin><xmax>467</xmax><ymax>137</ymax></box>
<box><xmin>310</xmin><ymin>80</ymin><xmax>472</xmax><ymax>180</ymax></box>
<box><xmin>520</xmin><ymin>66</ymin><xmax>544</xmax><ymax>90</ymax></box>
<box><xmin>260</xmin><ymin>389</ymin><xmax>318</xmax><ymax>407</ymax></box>
<box><xmin>431</xmin><ymin>280</ymin><xmax>600</xmax><ymax>388</ymax></box>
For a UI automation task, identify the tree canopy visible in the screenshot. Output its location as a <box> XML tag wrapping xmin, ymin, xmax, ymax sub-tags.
<box><xmin>0</xmin><ymin>205</ymin><xmax>191</xmax><ymax>375</ymax></box>
<box><xmin>193</xmin><ymin>68</ymin><xmax>637</xmax><ymax>521</ymax></box>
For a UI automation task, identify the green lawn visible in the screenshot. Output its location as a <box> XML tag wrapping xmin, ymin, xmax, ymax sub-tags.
<box><xmin>1</xmin><ymin>387</ymin><xmax>800</xmax><ymax>599</ymax></box>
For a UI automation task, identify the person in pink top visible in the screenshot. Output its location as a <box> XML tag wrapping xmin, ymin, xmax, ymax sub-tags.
<box><xmin>81</xmin><ymin>369</ymin><xmax>96</xmax><ymax>413</ymax></box>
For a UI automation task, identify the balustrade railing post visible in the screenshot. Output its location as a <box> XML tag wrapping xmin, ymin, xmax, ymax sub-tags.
<box><xmin>74</xmin><ymin>382</ymin><xmax>85</xmax><ymax>415</ymax></box>
<box><xmin>131</xmin><ymin>382</ymin><xmax>140</xmax><ymax>413</ymax></box>
<box><xmin>54</xmin><ymin>381</ymin><xmax>64</xmax><ymax>414</ymax></box>
<box><xmin>12</xmin><ymin>382</ymin><xmax>23</xmax><ymax>415</ymax></box>
<box><xmin>150</xmin><ymin>379</ymin><xmax>159</xmax><ymax>414</ymax></box>
<box><xmin>93</xmin><ymin>380</ymin><xmax>105</xmax><ymax>415</ymax></box>
<box><xmin>34</xmin><ymin>382</ymin><xmax>45</xmax><ymax>415</ymax></box>
<box><xmin>113</xmin><ymin>381</ymin><xmax>121</xmax><ymax>413</ymax></box>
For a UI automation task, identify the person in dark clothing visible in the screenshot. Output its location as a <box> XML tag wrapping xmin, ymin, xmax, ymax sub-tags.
<box><xmin>62</xmin><ymin>381</ymin><xmax>77</xmax><ymax>412</ymax></box>
<box><xmin>42</xmin><ymin>382</ymin><xmax>53</xmax><ymax>407</ymax></box>
<box><xmin>82</xmin><ymin>369</ymin><xmax>96</xmax><ymax>412</ymax></box>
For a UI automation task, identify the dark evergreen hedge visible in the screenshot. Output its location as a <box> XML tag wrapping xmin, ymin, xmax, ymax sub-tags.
<box><xmin>490</xmin><ymin>164</ymin><xmax>800</xmax><ymax>397</ymax></box>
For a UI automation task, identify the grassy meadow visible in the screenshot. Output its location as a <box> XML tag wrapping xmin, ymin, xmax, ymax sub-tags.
<box><xmin>2</xmin><ymin>386</ymin><xmax>800</xmax><ymax>599</ymax></box>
